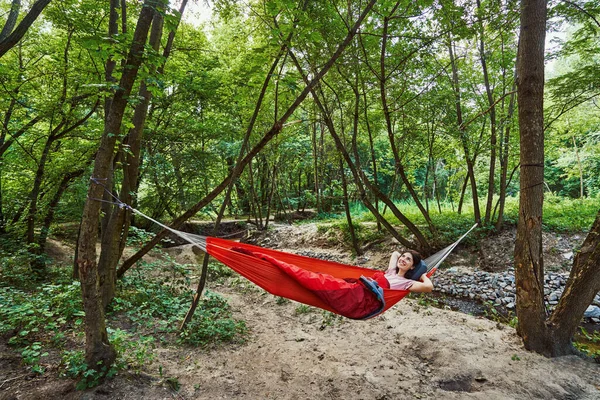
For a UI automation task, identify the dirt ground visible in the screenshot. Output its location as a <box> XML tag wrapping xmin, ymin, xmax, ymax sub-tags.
<box><xmin>1</xmin><ymin>223</ymin><xmax>599</xmax><ymax>399</ymax></box>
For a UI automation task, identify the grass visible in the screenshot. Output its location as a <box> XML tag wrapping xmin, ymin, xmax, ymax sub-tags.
<box><xmin>347</xmin><ymin>194</ymin><xmax>596</xmax><ymax>237</ymax></box>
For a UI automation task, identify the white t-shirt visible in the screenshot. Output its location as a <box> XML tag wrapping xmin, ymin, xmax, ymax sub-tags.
<box><xmin>384</xmin><ymin>268</ymin><xmax>414</xmax><ymax>290</ymax></box>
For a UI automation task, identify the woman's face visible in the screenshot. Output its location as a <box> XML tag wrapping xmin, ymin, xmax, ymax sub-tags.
<box><xmin>396</xmin><ymin>252</ymin><xmax>414</xmax><ymax>272</ymax></box>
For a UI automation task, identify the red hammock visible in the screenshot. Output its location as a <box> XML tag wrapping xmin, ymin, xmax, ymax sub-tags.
<box><xmin>203</xmin><ymin>236</ymin><xmax>430</xmax><ymax>319</ymax></box>
<box><xmin>130</xmin><ymin>207</ymin><xmax>476</xmax><ymax>320</ymax></box>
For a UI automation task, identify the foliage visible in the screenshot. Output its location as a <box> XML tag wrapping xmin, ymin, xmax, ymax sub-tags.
<box><xmin>178</xmin><ymin>292</ymin><xmax>248</xmax><ymax>347</ymax></box>
<box><xmin>61</xmin><ymin>328</ymin><xmax>155</xmax><ymax>390</ymax></box>
<box><xmin>542</xmin><ymin>194</ymin><xmax>600</xmax><ymax>232</ymax></box>
<box><xmin>0</xmin><ymin>278</ymin><xmax>84</xmax><ymax>373</ymax></box>
<box><xmin>295</xmin><ymin>304</ymin><xmax>313</xmax><ymax>315</ymax></box>
<box><xmin>574</xmin><ymin>328</ymin><xmax>600</xmax><ymax>362</ymax></box>
<box><xmin>0</xmin><ymin>243</ymin><xmax>247</xmax><ymax>383</ymax></box>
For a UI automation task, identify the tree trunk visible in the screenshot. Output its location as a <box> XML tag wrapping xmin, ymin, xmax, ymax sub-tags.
<box><xmin>548</xmin><ymin>210</ymin><xmax>600</xmax><ymax>354</ymax></box>
<box><xmin>362</xmin><ymin>84</ymin><xmax>381</xmax><ymax>231</ymax></box>
<box><xmin>0</xmin><ymin>0</ymin><xmax>52</xmax><ymax>58</ymax></box>
<box><xmin>97</xmin><ymin>6</ymin><xmax>167</xmax><ymax>308</ymax></box>
<box><xmin>311</xmin><ymin>120</ymin><xmax>321</xmax><ymax>213</ymax></box>
<box><xmin>340</xmin><ymin>159</ymin><xmax>361</xmax><ymax>255</ymax></box>
<box><xmin>448</xmin><ymin>40</ymin><xmax>481</xmax><ymax>224</ymax></box>
<box><xmin>38</xmin><ymin>169</ymin><xmax>86</xmax><ymax>252</ymax></box>
<box><xmin>0</xmin><ymin>0</ymin><xmax>21</xmax><ymax>42</ymax></box>
<box><xmin>514</xmin><ymin>0</ymin><xmax>549</xmax><ymax>355</ymax></box>
<box><xmin>495</xmin><ymin>80</ymin><xmax>517</xmax><ymax>230</ymax></box>
<box><xmin>77</xmin><ymin>0</ymin><xmax>157</xmax><ymax>371</ymax></box>
<box><xmin>572</xmin><ymin>135</ymin><xmax>584</xmax><ymax>198</ymax></box>
<box><xmin>477</xmin><ymin>0</ymin><xmax>498</xmax><ymax>226</ymax></box>
<box><xmin>379</xmin><ymin>13</ymin><xmax>435</xmax><ymax>235</ymax></box>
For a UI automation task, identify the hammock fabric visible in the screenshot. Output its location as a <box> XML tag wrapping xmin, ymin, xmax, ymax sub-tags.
<box><xmin>131</xmin><ymin>207</ymin><xmax>477</xmax><ymax>320</ymax></box>
<box><xmin>202</xmin><ymin>236</ymin><xmax>411</xmax><ymax>319</ymax></box>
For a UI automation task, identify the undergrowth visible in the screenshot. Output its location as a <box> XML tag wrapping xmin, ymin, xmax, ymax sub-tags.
<box><xmin>0</xmin><ymin>244</ymin><xmax>247</xmax><ymax>389</ymax></box>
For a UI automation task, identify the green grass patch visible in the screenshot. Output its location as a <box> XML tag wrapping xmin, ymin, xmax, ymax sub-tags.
<box><xmin>543</xmin><ymin>194</ymin><xmax>599</xmax><ymax>232</ymax></box>
<box><xmin>348</xmin><ymin>194</ymin><xmax>596</xmax><ymax>239</ymax></box>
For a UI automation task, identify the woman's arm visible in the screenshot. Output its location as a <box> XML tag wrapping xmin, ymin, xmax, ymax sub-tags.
<box><xmin>408</xmin><ymin>274</ymin><xmax>433</xmax><ymax>293</ymax></box>
<box><xmin>388</xmin><ymin>251</ymin><xmax>400</xmax><ymax>273</ymax></box>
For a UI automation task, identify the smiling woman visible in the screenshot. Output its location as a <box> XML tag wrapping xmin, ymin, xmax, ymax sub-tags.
<box><xmin>386</xmin><ymin>251</ymin><xmax>433</xmax><ymax>293</ymax></box>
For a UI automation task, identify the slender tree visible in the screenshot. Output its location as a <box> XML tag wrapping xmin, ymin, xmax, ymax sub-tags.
<box><xmin>0</xmin><ymin>0</ymin><xmax>52</xmax><ymax>58</ymax></box>
<box><xmin>77</xmin><ymin>0</ymin><xmax>159</xmax><ymax>371</ymax></box>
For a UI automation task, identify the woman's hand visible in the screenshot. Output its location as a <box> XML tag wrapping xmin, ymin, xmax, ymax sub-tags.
<box><xmin>408</xmin><ymin>275</ymin><xmax>433</xmax><ymax>293</ymax></box>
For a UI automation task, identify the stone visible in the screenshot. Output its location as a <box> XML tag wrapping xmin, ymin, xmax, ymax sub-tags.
<box><xmin>562</xmin><ymin>251</ymin><xmax>573</xmax><ymax>260</ymax></box>
<box><xmin>584</xmin><ymin>305</ymin><xmax>600</xmax><ymax>319</ymax></box>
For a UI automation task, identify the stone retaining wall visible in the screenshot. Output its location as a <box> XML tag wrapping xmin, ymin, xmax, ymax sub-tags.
<box><xmin>435</xmin><ymin>267</ymin><xmax>600</xmax><ymax>322</ymax></box>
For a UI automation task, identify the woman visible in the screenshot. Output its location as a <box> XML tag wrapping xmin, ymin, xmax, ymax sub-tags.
<box><xmin>383</xmin><ymin>250</ymin><xmax>433</xmax><ymax>292</ymax></box>
<box><xmin>232</xmin><ymin>247</ymin><xmax>433</xmax><ymax>319</ymax></box>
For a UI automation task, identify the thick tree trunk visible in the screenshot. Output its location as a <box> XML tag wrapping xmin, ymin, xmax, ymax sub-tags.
<box><xmin>98</xmin><ymin>7</ymin><xmax>166</xmax><ymax>308</ymax></box>
<box><xmin>549</xmin><ymin>210</ymin><xmax>600</xmax><ymax>353</ymax></box>
<box><xmin>514</xmin><ymin>0</ymin><xmax>549</xmax><ymax>355</ymax></box>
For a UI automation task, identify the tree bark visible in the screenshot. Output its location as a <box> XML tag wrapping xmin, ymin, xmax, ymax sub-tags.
<box><xmin>0</xmin><ymin>0</ymin><xmax>21</xmax><ymax>41</ymax></box>
<box><xmin>548</xmin><ymin>210</ymin><xmax>600</xmax><ymax>353</ymax></box>
<box><xmin>514</xmin><ymin>0</ymin><xmax>549</xmax><ymax>355</ymax></box>
<box><xmin>98</xmin><ymin>4</ymin><xmax>167</xmax><ymax>308</ymax></box>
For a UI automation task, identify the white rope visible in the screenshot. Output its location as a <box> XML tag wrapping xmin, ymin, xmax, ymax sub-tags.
<box><xmin>424</xmin><ymin>223</ymin><xmax>478</xmax><ymax>271</ymax></box>
<box><xmin>130</xmin><ymin>208</ymin><xmax>207</xmax><ymax>251</ymax></box>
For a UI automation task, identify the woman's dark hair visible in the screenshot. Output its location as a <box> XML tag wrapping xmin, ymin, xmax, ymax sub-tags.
<box><xmin>396</xmin><ymin>250</ymin><xmax>422</xmax><ymax>273</ymax></box>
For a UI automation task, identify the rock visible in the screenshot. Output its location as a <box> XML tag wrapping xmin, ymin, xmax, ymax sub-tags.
<box><xmin>584</xmin><ymin>305</ymin><xmax>600</xmax><ymax>319</ymax></box>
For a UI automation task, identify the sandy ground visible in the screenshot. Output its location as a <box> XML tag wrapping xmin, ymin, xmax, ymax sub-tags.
<box><xmin>1</xmin><ymin>223</ymin><xmax>599</xmax><ymax>399</ymax></box>
<box><xmin>6</xmin><ymin>286</ymin><xmax>598</xmax><ymax>400</ymax></box>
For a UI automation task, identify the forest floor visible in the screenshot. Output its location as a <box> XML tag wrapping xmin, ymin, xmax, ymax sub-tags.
<box><xmin>1</xmin><ymin>222</ymin><xmax>599</xmax><ymax>399</ymax></box>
